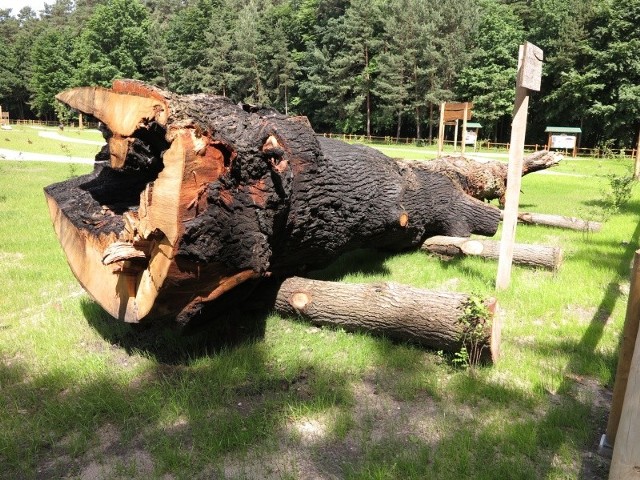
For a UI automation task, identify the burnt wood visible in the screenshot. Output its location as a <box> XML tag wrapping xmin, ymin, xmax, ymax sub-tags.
<box><xmin>45</xmin><ymin>80</ymin><xmax>501</xmax><ymax>326</ymax></box>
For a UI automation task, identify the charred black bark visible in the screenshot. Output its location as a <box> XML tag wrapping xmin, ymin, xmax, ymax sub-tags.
<box><xmin>46</xmin><ymin>81</ymin><xmax>501</xmax><ymax>325</ymax></box>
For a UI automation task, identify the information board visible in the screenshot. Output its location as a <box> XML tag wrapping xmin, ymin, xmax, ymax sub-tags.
<box><xmin>550</xmin><ymin>134</ymin><xmax>576</xmax><ymax>149</ymax></box>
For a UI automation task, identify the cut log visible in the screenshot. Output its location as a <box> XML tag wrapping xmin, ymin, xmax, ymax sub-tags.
<box><xmin>45</xmin><ymin>80</ymin><xmax>501</xmax><ymax>325</ymax></box>
<box><xmin>410</xmin><ymin>150</ymin><xmax>562</xmax><ymax>204</ymax></box>
<box><xmin>422</xmin><ymin>235</ymin><xmax>563</xmax><ymax>271</ymax></box>
<box><xmin>512</xmin><ymin>211</ymin><xmax>602</xmax><ymax>232</ymax></box>
<box><xmin>275</xmin><ymin>276</ymin><xmax>501</xmax><ymax>364</ymax></box>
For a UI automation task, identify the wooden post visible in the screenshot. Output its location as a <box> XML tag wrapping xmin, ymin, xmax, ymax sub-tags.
<box><xmin>634</xmin><ymin>127</ymin><xmax>640</xmax><ymax>180</ymax></box>
<box><xmin>437</xmin><ymin>102</ymin><xmax>445</xmax><ymax>157</ymax></box>
<box><xmin>610</xmin><ymin>252</ymin><xmax>640</xmax><ymax>477</ymax></box>
<box><xmin>496</xmin><ymin>42</ymin><xmax>543</xmax><ymax>290</ymax></box>
<box><xmin>78</xmin><ymin>112</ymin><xmax>83</xmax><ymax>130</ymax></box>
<box><xmin>461</xmin><ymin>104</ymin><xmax>469</xmax><ymax>155</ymax></box>
<box><xmin>453</xmin><ymin>119</ymin><xmax>459</xmax><ymax>151</ymax></box>
<box><xmin>606</xmin><ymin>250</ymin><xmax>640</xmax><ymax>454</ymax></box>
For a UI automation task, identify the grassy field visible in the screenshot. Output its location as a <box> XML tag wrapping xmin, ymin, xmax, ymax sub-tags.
<box><xmin>0</xmin><ymin>142</ymin><xmax>636</xmax><ymax>479</ymax></box>
<box><xmin>0</xmin><ymin>125</ymin><xmax>104</xmax><ymax>159</ymax></box>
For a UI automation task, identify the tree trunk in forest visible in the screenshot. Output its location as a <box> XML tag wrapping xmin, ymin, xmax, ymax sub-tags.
<box><xmin>275</xmin><ymin>276</ymin><xmax>501</xmax><ymax>364</ymax></box>
<box><xmin>512</xmin><ymin>212</ymin><xmax>602</xmax><ymax>232</ymax></box>
<box><xmin>428</xmin><ymin>103</ymin><xmax>433</xmax><ymax>144</ymax></box>
<box><xmin>418</xmin><ymin>150</ymin><xmax>562</xmax><ymax>204</ymax></box>
<box><xmin>422</xmin><ymin>236</ymin><xmax>563</xmax><ymax>271</ymax></box>
<box><xmin>45</xmin><ymin>80</ymin><xmax>501</xmax><ymax>326</ymax></box>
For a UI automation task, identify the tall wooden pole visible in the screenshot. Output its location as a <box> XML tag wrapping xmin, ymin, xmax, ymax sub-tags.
<box><xmin>496</xmin><ymin>42</ymin><xmax>543</xmax><ymax>290</ymax></box>
<box><xmin>437</xmin><ymin>102</ymin><xmax>445</xmax><ymax>157</ymax></box>
<box><xmin>453</xmin><ymin>119</ymin><xmax>459</xmax><ymax>151</ymax></box>
<box><xmin>634</xmin><ymin>126</ymin><xmax>640</xmax><ymax>180</ymax></box>
<box><xmin>606</xmin><ymin>250</ymin><xmax>640</xmax><ymax>449</ymax></box>
<box><xmin>461</xmin><ymin>103</ymin><xmax>469</xmax><ymax>155</ymax></box>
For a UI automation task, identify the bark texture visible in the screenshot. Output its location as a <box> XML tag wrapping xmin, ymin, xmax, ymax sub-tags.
<box><xmin>422</xmin><ymin>235</ymin><xmax>563</xmax><ymax>271</ymax></box>
<box><xmin>275</xmin><ymin>276</ymin><xmax>501</xmax><ymax>363</ymax></box>
<box><xmin>45</xmin><ymin>80</ymin><xmax>501</xmax><ymax>325</ymax></box>
<box><xmin>414</xmin><ymin>150</ymin><xmax>562</xmax><ymax>204</ymax></box>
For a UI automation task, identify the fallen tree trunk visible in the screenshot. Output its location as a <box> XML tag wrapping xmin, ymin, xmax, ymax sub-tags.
<box><xmin>45</xmin><ymin>80</ymin><xmax>501</xmax><ymax>325</ymax></box>
<box><xmin>422</xmin><ymin>235</ymin><xmax>563</xmax><ymax>271</ymax></box>
<box><xmin>511</xmin><ymin>211</ymin><xmax>602</xmax><ymax>232</ymax></box>
<box><xmin>412</xmin><ymin>150</ymin><xmax>562</xmax><ymax>204</ymax></box>
<box><xmin>275</xmin><ymin>276</ymin><xmax>501</xmax><ymax>364</ymax></box>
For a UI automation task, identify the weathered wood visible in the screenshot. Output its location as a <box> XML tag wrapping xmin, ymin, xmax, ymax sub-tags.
<box><xmin>422</xmin><ymin>236</ymin><xmax>562</xmax><ymax>271</ymax></box>
<box><xmin>414</xmin><ymin>150</ymin><xmax>561</xmax><ymax>204</ymax></box>
<box><xmin>607</xmin><ymin>250</ymin><xmax>640</xmax><ymax>447</ymax></box>
<box><xmin>609</xmin><ymin>254</ymin><xmax>640</xmax><ymax>478</ymax></box>
<box><xmin>45</xmin><ymin>80</ymin><xmax>501</xmax><ymax>326</ymax></box>
<box><xmin>513</xmin><ymin>211</ymin><xmax>602</xmax><ymax>232</ymax></box>
<box><xmin>275</xmin><ymin>276</ymin><xmax>501</xmax><ymax>363</ymax></box>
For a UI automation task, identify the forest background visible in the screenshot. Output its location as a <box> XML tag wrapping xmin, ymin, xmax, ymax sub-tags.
<box><xmin>1</xmin><ymin>0</ymin><xmax>639</xmax><ymax>149</ymax></box>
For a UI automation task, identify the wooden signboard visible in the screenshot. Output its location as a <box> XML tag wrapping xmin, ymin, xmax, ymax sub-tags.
<box><xmin>443</xmin><ymin>102</ymin><xmax>473</xmax><ymax>122</ymax></box>
<box><xmin>518</xmin><ymin>42</ymin><xmax>543</xmax><ymax>92</ymax></box>
<box><xmin>438</xmin><ymin>102</ymin><xmax>473</xmax><ymax>157</ymax></box>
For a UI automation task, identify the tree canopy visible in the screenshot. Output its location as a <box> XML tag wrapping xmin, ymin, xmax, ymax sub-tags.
<box><xmin>1</xmin><ymin>0</ymin><xmax>637</xmax><ymax>148</ymax></box>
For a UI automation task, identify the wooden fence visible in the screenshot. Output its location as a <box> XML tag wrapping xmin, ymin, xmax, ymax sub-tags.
<box><xmin>320</xmin><ymin>133</ymin><xmax>638</xmax><ymax>159</ymax></box>
<box><xmin>6</xmin><ymin>121</ymin><xmax>636</xmax><ymax>159</ymax></box>
<box><xmin>12</xmin><ymin>119</ymin><xmax>101</xmax><ymax>129</ymax></box>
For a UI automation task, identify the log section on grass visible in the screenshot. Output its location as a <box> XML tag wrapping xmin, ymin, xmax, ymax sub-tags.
<box><xmin>413</xmin><ymin>150</ymin><xmax>562</xmax><ymax>204</ymax></box>
<box><xmin>275</xmin><ymin>276</ymin><xmax>501</xmax><ymax>363</ymax></box>
<box><xmin>422</xmin><ymin>235</ymin><xmax>563</xmax><ymax>271</ymax></box>
<box><xmin>45</xmin><ymin>80</ymin><xmax>501</xmax><ymax>326</ymax></box>
<box><xmin>512</xmin><ymin>211</ymin><xmax>602</xmax><ymax>232</ymax></box>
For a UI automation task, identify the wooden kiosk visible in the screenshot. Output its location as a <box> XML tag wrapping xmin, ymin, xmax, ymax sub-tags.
<box><xmin>465</xmin><ymin>122</ymin><xmax>482</xmax><ymax>150</ymax></box>
<box><xmin>545</xmin><ymin>126</ymin><xmax>581</xmax><ymax>157</ymax></box>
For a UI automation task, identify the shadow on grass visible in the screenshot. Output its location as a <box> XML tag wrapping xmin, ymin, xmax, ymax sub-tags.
<box><xmin>583</xmin><ymin>198</ymin><xmax>640</xmax><ymax>216</ymax></box>
<box><xmin>0</xmin><ymin>338</ymin><xmax>361</xmax><ymax>479</ymax></box>
<box><xmin>81</xmin><ymin>298</ymin><xmax>270</xmax><ymax>365</ymax></box>
<box><xmin>307</xmin><ymin>248</ymin><xmax>393</xmax><ymax>281</ymax></box>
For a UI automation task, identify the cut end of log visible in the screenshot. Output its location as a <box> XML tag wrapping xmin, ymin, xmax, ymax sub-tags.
<box><xmin>290</xmin><ymin>292</ymin><xmax>311</xmax><ymax>312</ymax></box>
<box><xmin>47</xmin><ymin>80</ymin><xmax>249</xmax><ymax>323</ymax></box>
<box><xmin>399</xmin><ymin>212</ymin><xmax>409</xmax><ymax>227</ymax></box>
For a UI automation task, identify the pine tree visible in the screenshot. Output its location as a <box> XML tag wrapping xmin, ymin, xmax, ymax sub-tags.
<box><xmin>72</xmin><ymin>0</ymin><xmax>152</xmax><ymax>87</ymax></box>
<box><xmin>456</xmin><ymin>0</ymin><xmax>524</xmax><ymax>141</ymax></box>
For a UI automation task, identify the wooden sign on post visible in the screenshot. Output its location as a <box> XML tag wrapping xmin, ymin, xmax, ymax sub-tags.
<box><xmin>437</xmin><ymin>102</ymin><xmax>473</xmax><ymax>157</ymax></box>
<box><xmin>496</xmin><ymin>42</ymin><xmax>543</xmax><ymax>290</ymax></box>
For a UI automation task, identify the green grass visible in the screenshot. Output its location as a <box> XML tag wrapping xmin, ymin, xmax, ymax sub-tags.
<box><xmin>0</xmin><ymin>143</ymin><xmax>633</xmax><ymax>478</ymax></box>
<box><xmin>0</xmin><ymin>125</ymin><xmax>103</xmax><ymax>158</ymax></box>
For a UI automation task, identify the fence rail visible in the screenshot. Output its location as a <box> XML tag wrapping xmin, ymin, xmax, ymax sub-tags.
<box><xmin>320</xmin><ymin>133</ymin><xmax>637</xmax><ymax>159</ymax></box>
<box><xmin>6</xmin><ymin>121</ymin><xmax>636</xmax><ymax>159</ymax></box>
<box><xmin>12</xmin><ymin>119</ymin><xmax>101</xmax><ymax>129</ymax></box>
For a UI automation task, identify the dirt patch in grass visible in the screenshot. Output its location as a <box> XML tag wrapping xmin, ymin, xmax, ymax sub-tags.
<box><xmin>566</xmin><ymin>373</ymin><xmax>612</xmax><ymax>480</ymax></box>
<box><xmin>0</xmin><ymin>251</ymin><xmax>24</xmax><ymax>265</ymax></box>
<box><xmin>221</xmin><ymin>374</ymin><xmax>442</xmax><ymax>478</ymax></box>
<box><xmin>36</xmin><ymin>423</ymin><xmax>157</xmax><ymax>479</ymax></box>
